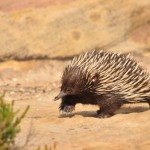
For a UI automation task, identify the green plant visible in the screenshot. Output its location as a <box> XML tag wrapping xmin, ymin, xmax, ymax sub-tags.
<box><xmin>0</xmin><ymin>94</ymin><xmax>30</xmax><ymax>150</ymax></box>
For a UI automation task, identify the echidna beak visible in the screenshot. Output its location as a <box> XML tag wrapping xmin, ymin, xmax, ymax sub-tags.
<box><xmin>54</xmin><ymin>91</ymin><xmax>67</xmax><ymax>101</ymax></box>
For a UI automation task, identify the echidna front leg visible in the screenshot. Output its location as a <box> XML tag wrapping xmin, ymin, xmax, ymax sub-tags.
<box><xmin>59</xmin><ymin>102</ymin><xmax>75</xmax><ymax>113</ymax></box>
<box><xmin>97</xmin><ymin>95</ymin><xmax>124</xmax><ymax>118</ymax></box>
<box><xmin>59</xmin><ymin>97</ymin><xmax>76</xmax><ymax>113</ymax></box>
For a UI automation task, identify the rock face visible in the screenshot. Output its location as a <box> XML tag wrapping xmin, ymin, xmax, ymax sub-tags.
<box><xmin>0</xmin><ymin>0</ymin><xmax>150</xmax><ymax>60</ymax></box>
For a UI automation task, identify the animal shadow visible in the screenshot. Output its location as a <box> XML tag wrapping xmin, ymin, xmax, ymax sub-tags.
<box><xmin>59</xmin><ymin>105</ymin><xmax>149</xmax><ymax>118</ymax></box>
<box><xmin>59</xmin><ymin>111</ymin><xmax>97</xmax><ymax>118</ymax></box>
<box><xmin>116</xmin><ymin>105</ymin><xmax>149</xmax><ymax>114</ymax></box>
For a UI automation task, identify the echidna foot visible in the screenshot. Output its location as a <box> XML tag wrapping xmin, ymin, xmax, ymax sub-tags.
<box><xmin>59</xmin><ymin>105</ymin><xmax>75</xmax><ymax>113</ymax></box>
<box><xmin>97</xmin><ymin>110</ymin><xmax>113</xmax><ymax>118</ymax></box>
<box><xmin>97</xmin><ymin>112</ymin><xmax>112</xmax><ymax>118</ymax></box>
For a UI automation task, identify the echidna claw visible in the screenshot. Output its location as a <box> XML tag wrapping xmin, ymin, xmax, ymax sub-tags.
<box><xmin>59</xmin><ymin>105</ymin><xmax>75</xmax><ymax>114</ymax></box>
<box><xmin>97</xmin><ymin>113</ymin><xmax>112</xmax><ymax>118</ymax></box>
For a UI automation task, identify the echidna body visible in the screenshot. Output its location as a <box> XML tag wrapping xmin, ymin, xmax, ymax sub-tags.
<box><xmin>54</xmin><ymin>50</ymin><xmax>150</xmax><ymax>117</ymax></box>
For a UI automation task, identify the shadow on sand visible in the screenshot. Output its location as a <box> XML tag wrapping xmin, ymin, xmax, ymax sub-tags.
<box><xmin>59</xmin><ymin>105</ymin><xmax>149</xmax><ymax>118</ymax></box>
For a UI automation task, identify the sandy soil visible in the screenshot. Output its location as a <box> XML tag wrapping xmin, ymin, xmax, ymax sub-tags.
<box><xmin>0</xmin><ymin>53</ymin><xmax>150</xmax><ymax>150</ymax></box>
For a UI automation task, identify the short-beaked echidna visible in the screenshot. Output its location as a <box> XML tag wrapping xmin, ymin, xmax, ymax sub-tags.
<box><xmin>54</xmin><ymin>50</ymin><xmax>150</xmax><ymax>117</ymax></box>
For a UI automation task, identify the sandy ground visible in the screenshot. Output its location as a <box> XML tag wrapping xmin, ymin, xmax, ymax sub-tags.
<box><xmin>0</xmin><ymin>53</ymin><xmax>150</xmax><ymax>150</ymax></box>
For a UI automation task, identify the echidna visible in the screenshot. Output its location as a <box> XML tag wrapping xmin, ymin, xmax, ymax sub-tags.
<box><xmin>54</xmin><ymin>50</ymin><xmax>150</xmax><ymax>118</ymax></box>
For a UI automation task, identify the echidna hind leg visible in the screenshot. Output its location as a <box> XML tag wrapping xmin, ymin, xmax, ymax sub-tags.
<box><xmin>97</xmin><ymin>95</ymin><xmax>124</xmax><ymax>118</ymax></box>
